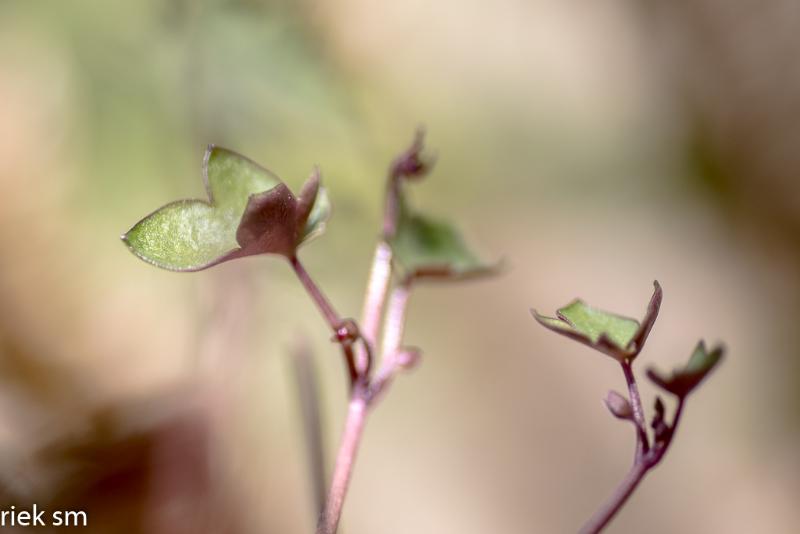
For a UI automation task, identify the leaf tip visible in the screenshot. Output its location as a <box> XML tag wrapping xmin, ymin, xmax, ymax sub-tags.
<box><xmin>652</xmin><ymin>279</ymin><xmax>664</xmax><ymax>301</ymax></box>
<box><xmin>203</xmin><ymin>143</ymin><xmax>216</xmax><ymax>166</ymax></box>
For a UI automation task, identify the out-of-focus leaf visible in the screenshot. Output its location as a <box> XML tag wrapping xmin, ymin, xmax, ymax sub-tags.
<box><xmin>532</xmin><ymin>281</ymin><xmax>662</xmax><ymax>361</ymax></box>
<box><xmin>390</xmin><ymin>203</ymin><xmax>494</xmax><ymax>281</ymax></box>
<box><xmin>122</xmin><ymin>147</ymin><xmax>330</xmax><ymax>271</ymax></box>
<box><xmin>301</xmin><ymin>183</ymin><xmax>331</xmax><ymax>243</ymax></box>
<box><xmin>389</xmin><ymin>129</ymin><xmax>432</xmax><ymax>181</ymax></box>
<box><xmin>650</xmin><ymin>395</ymin><xmax>672</xmax><ymax>442</ymax></box>
<box><xmin>384</xmin><ymin>130</ymin><xmax>494</xmax><ymax>281</ymax></box>
<box><xmin>646</xmin><ymin>341</ymin><xmax>724</xmax><ymax>398</ymax></box>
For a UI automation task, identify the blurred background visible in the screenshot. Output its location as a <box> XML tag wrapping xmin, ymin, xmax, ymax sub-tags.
<box><xmin>1</xmin><ymin>0</ymin><xmax>798</xmax><ymax>532</ymax></box>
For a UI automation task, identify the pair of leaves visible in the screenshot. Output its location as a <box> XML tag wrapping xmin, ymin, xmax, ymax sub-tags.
<box><xmin>534</xmin><ymin>282</ymin><xmax>723</xmax><ymax>398</ymax></box>
<box><xmin>122</xmin><ymin>139</ymin><xmax>492</xmax><ymax>280</ymax></box>
<box><xmin>532</xmin><ymin>281</ymin><xmax>662</xmax><ymax>362</ymax></box>
<box><xmin>122</xmin><ymin>146</ymin><xmax>330</xmax><ymax>271</ymax></box>
<box><xmin>647</xmin><ymin>341</ymin><xmax>724</xmax><ymax>398</ymax></box>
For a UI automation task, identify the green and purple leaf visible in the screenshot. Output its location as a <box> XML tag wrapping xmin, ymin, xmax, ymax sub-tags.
<box><xmin>390</xmin><ymin>204</ymin><xmax>495</xmax><ymax>281</ymax></box>
<box><xmin>122</xmin><ymin>146</ymin><xmax>330</xmax><ymax>271</ymax></box>
<box><xmin>532</xmin><ymin>281</ymin><xmax>662</xmax><ymax>361</ymax></box>
<box><xmin>646</xmin><ymin>341</ymin><xmax>724</xmax><ymax>398</ymax></box>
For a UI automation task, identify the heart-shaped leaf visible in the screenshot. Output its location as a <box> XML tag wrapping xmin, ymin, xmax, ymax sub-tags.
<box><xmin>532</xmin><ymin>281</ymin><xmax>662</xmax><ymax>361</ymax></box>
<box><xmin>390</xmin><ymin>201</ymin><xmax>495</xmax><ymax>281</ymax></box>
<box><xmin>646</xmin><ymin>341</ymin><xmax>724</xmax><ymax>398</ymax></box>
<box><xmin>122</xmin><ymin>146</ymin><xmax>331</xmax><ymax>271</ymax></box>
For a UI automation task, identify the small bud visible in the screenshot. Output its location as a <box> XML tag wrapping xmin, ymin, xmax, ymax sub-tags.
<box><xmin>395</xmin><ymin>346</ymin><xmax>422</xmax><ymax>371</ymax></box>
<box><xmin>604</xmin><ymin>390</ymin><xmax>633</xmax><ymax>420</ymax></box>
<box><xmin>390</xmin><ymin>130</ymin><xmax>434</xmax><ymax>181</ymax></box>
<box><xmin>332</xmin><ymin>318</ymin><xmax>359</xmax><ymax>344</ymax></box>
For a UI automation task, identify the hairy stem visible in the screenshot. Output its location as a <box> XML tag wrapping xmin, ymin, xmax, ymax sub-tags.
<box><xmin>620</xmin><ymin>361</ymin><xmax>649</xmax><ymax>458</ymax></box>
<box><xmin>580</xmin><ymin>461</ymin><xmax>648</xmax><ymax>534</ymax></box>
<box><xmin>316</xmin><ymin>393</ymin><xmax>369</xmax><ymax>534</ymax></box>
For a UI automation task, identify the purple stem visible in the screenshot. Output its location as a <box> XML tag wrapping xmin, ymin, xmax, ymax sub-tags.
<box><xmin>621</xmin><ymin>360</ymin><xmax>649</xmax><ymax>459</ymax></box>
<box><xmin>583</xmin><ymin>369</ymin><xmax>688</xmax><ymax>533</ymax></box>
<box><xmin>580</xmin><ymin>462</ymin><xmax>648</xmax><ymax>534</ymax></box>
<box><xmin>290</xmin><ymin>255</ymin><xmax>358</xmax><ymax>384</ymax></box>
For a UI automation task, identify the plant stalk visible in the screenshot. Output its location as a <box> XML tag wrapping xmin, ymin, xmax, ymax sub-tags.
<box><xmin>290</xmin><ymin>256</ymin><xmax>342</xmax><ymax>332</ymax></box>
<box><xmin>290</xmin><ymin>255</ymin><xmax>359</xmax><ymax>383</ymax></box>
<box><xmin>291</xmin><ymin>340</ymin><xmax>328</xmax><ymax>516</ymax></box>
<box><xmin>316</xmin><ymin>393</ymin><xmax>369</xmax><ymax>534</ymax></box>
<box><xmin>585</xmin><ymin>373</ymin><xmax>687</xmax><ymax>532</ymax></box>
<box><xmin>355</xmin><ymin>241</ymin><xmax>393</xmax><ymax>372</ymax></box>
<box><xmin>580</xmin><ymin>461</ymin><xmax>648</xmax><ymax>534</ymax></box>
<box><xmin>620</xmin><ymin>361</ymin><xmax>649</xmax><ymax>458</ymax></box>
<box><xmin>370</xmin><ymin>281</ymin><xmax>412</xmax><ymax>401</ymax></box>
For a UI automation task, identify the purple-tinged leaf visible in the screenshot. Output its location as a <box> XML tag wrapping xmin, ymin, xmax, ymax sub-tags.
<box><xmin>532</xmin><ymin>281</ymin><xmax>662</xmax><ymax>362</ymax></box>
<box><xmin>647</xmin><ymin>341</ymin><xmax>724</xmax><ymax>398</ymax></box>
<box><xmin>122</xmin><ymin>147</ymin><xmax>331</xmax><ymax>271</ymax></box>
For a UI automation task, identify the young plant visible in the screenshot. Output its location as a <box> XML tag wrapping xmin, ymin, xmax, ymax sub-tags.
<box><xmin>532</xmin><ymin>282</ymin><xmax>724</xmax><ymax>533</ymax></box>
<box><xmin>122</xmin><ymin>132</ymin><xmax>494</xmax><ymax>534</ymax></box>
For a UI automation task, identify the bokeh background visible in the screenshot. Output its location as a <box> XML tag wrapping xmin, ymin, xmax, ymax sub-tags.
<box><xmin>1</xmin><ymin>0</ymin><xmax>798</xmax><ymax>532</ymax></box>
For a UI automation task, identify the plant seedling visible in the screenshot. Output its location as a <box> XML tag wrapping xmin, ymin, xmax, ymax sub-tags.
<box><xmin>533</xmin><ymin>282</ymin><xmax>723</xmax><ymax>533</ymax></box>
<box><xmin>122</xmin><ymin>131</ymin><xmax>496</xmax><ymax>534</ymax></box>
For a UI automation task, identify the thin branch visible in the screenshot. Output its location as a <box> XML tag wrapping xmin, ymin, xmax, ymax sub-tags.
<box><xmin>355</xmin><ymin>241</ymin><xmax>393</xmax><ymax>373</ymax></box>
<box><xmin>290</xmin><ymin>255</ymin><xmax>342</xmax><ymax>333</ymax></box>
<box><xmin>620</xmin><ymin>360</ymin><xmax>649</xmax><ymax>459</ymax></box>
<box><xmin>580</xmin><ymin>462</ymin><xmax>648</xmax><ymax>534</ymax></box>
<box><xmin>290</xmin><ymin>340</ymin><xmax>328</xmax><ymax>516</ymax></box>
<box><xmin>383</xmin><ymin>128</ymin><xmax>429</xmax><ymax>239</ymax></box>
<box><xmin>289</xmin><ymin>255</ymin><xmax>360</xmax><ymax>384</ymax></box>
<box><xmin>369</xmin><ymin>280</ymin><xmax>413</xmax><ymax>402</ymax></box>
<box><xmin>315</xmin><ymin>132</ymin><xmax>429</xmax><ymax>534</ymax></box>
<box><xmin>586</xmin><ymin>379</ymin><xmax>688</xmax><ymax>532</ymax></box>
<box><xmin>316</xmin><ymin>393</ymin><xmax>369</xmax><ymax>534</ymax></box>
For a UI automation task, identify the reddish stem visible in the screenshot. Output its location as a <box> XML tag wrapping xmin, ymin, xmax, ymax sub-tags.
<box><xmin>583</xmin><ymin>369</ymin><xmax>688</xmax><ymax>533</ymax></box>
<box><xmin>316</xmin><ymin>393</ymin><xmax>369</xmax><ymax>534</ymax></box>
<box><xmin>289</xmin><ymin>255</ymin><xmax>359</xmax><ymax>384</ymax></box>
<box><xmin>580</xmin><ymin>462</ymin><xmax>648</xmax><ymax>534</ymax></box>
<box><xmin>621</xmin><ymin>360</ymin><xmax>649</xmax><ymax>459</ymax></box>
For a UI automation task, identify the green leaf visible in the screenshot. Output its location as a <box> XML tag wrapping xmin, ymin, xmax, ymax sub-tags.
<box><xmin>647</xmin><ymin>341</ymin><xmax>724</xmax><ymax>397</ymax></box>
<box><xmin>390</xmin><ymin>206</ymin><xmax>494</xmax><ymax>280</ymax></box>
<box><xmin>301</xmin><ymin>183</ymin><xmax>331</xmax><ymax>244</ymax></box>
<box><xmin>532</xmin><ymin>281</ymin><xmax>662</xmax><ymax>361</ymax></box>
<box><xmin>122</xmin><ymin>146</ymin><xmax>331</xmax><ymax>271</ymax></box>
